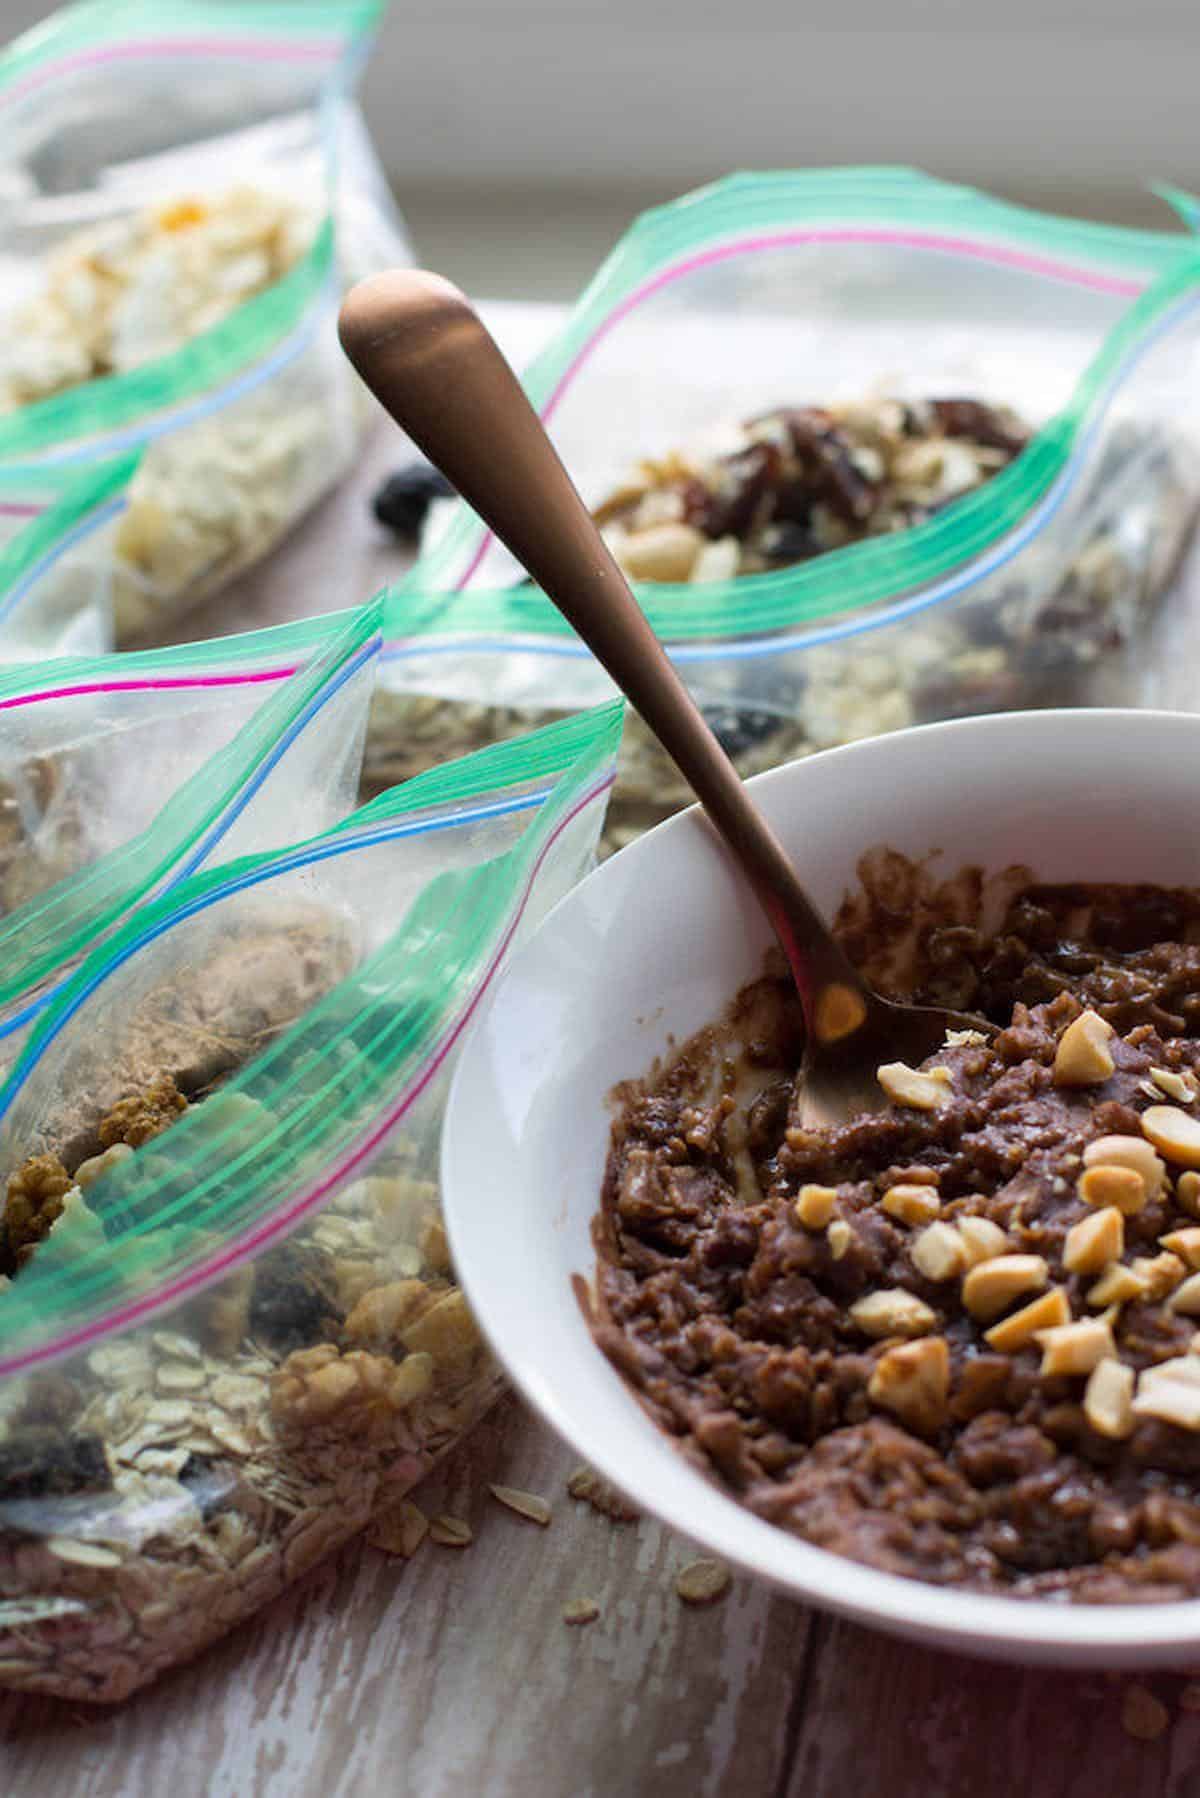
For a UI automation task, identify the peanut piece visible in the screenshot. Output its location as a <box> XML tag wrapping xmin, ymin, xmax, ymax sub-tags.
<box><xmin>962</xmin><ymin>1254</ymin><xmax>1049</xmax><ymax>1322</ymax></box>
<box><xmin>984</xmin><ymin>1287</ymin><xmax>1070</xmax><ymax>1352</ymax></box>
<box><xmin>1063</xmin><ymin>1206</ymin><xmax>1124</xmax><ymax>1275</ymax></box>
<box><xmin>911</xmin><ymin>1221</ymin><xmax>967</xmax><ymax>1282</ymax></box>
<box><xmin>1077</xmin><ymin>1164</ymin><xmax>1148</xmax><ymax>1216</ymax></box>
<box><xmin>876</xmin><ymin>1063</ymin><xmax>953</xmax><ymax>1111</ymax></box>
<box><xmin>1161</xmin><ymin>1227</ymin><xmax>1200</xmax><ymax>1269</ymax></box>
<box><xmin>848</xmin><ymin>1289</ymin><xmax>937</xmax><ymax>1340</ymax></box>
<box><xmin>1084</xmin><ymin>1359</ymin><xmax>1135</xmax><ymax>1439</ymax></box>
<box><xmin>1141</xmin><ymin>1105</ymin><xmax>1200</xmax><ymax>1169</ymax></box>
<box><xmin>1151</xmin><ymin>1066</ymin><xmax>1198</xmax><ymax>1104</ymax></box>
<box><xmin>1134</xmin><ymin>1355</ymin><xmax>1200</xmax><ymax>1431</ymax></box>
<box><xmin>1170</xmin><ymin>1272</ymin><xmax>1200</xmax><ymax>1316</ymax></box>
<box><xmin>867</xmin><ymin>1337</ymin><xmax>949</xmax><ymax>1434</ymax></box>
<box><xmin>1130</xmin><ymin>1251</ymin><xmax>1185</xmax><ymax>1302</ymax></box>
<box><xmin>956</xmin><ymin>1215</ymin><xmax>1009</xmax><ymax>1267</ymax></box>
<box><xmin>1036</xmin><ymin>1317</ymin><xmax>1114</xmax><ymax>1378</ymax></box>
<box><xmin>1083</xmin><ymin>1133</ymin><xmax>1165</xmax><ymax>1201</ymax></box>
<box><xmin>1086</xmin><ymin>1263</ymin><xmax>1149</xmax><ymax>1308</ymax></box>
<box><xmin>881</xmin><ymin>1184</ymin><xmax>941</xmax><ymax>1228</ymax></box>
<box><xmin>1052</xmin><ymin>1010</ymin><xmax>1115</xmax><ymax>1087</ymax></box>
<box><xmin>1178</xmin><ymin>1171</ymin><xmax>1200</xmax><ymax>1218</ymax></box>
<box><xmin>794</xmin><ymin>1184</ymin><xmax>838</xmax><ymax>1230</ymax></box>
<box><xmin>826</xmin><ymin>1219</ymin><xmax>853</xmax><ymax>1260</ymax></box>
<box><xmin>618</xmin><ymin>521</ymin><xmax>705</xmax><ymax>583</ymax></box>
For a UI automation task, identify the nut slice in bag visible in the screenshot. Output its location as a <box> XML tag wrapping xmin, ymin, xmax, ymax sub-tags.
<box><xmin>0</xmin><ymin>697</ymin><xmax>622</xmax><ymax>1701</ymax></box>
<box><xmin>0</xmin><ymin>599</ymin><xmax>382</xmax><ymax>1073</ymax></box>
<box><xmin>364</xmin><ymin>168</ymin><xmax>1200</xmax><ymax>852</ymax></box>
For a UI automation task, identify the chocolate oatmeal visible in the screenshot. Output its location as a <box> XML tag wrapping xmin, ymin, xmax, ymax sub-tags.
<box><xmin>593</xmin><ymin>868</ymin><xmax>1200</xmax><ymax>1600</ymax></box>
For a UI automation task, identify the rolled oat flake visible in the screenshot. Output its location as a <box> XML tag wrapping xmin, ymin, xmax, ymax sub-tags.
<box><xmin>674</xmin><ymin>1558</ymin><xmax>731</xmax><ymax>1606</ymax></box>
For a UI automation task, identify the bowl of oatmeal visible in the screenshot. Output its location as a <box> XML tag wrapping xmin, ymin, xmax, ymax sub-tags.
<box><xmin>442</xmin><ymin>707</ymin><xmax>1200</xmax><ymax>1664</ymax></box>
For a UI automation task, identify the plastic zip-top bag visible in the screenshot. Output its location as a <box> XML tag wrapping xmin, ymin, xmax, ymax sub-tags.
<box><xmin>0</xmin><ymin>451</ymin><xmax>138</xmax><ymax>658</ymax></box>
<box><xmin>368</xmin><ymin>168</ymin><xmax>1200</xmax><ymax>850</ymax></box>
<box><xmin>0</xmin><ymin>0</ymin><xmax>410</xmax><ymax>641</ymax></box>
<box><xmin>0</xmin><ymin>598</ymin><xmax>382</xmax><ymax>1052</ymax></box>
<box><xmin>0</xmin><ymin>697</ymin><xmax>622</xmax><ymax>1701</ymax></box>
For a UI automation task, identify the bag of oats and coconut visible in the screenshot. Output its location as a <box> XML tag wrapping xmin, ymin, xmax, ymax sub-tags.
<box><xmin>0</xmin><ymin>452</ymin><xmax>141</xmax><ymax>659</ymax></box>
<box><xmin>0</xmin><ymin>697</ymin><xmax>621</xmax><ymax>1701</ymax></box>
<box><xmin>0</xmin><ymin>598</ymin><xmax>383</xmax><ymax>1057</ymax></box>
<box><xmin>365</xmin><ymin>168</ymin><xmax>1200</xmax><ymax>853</ymax></box>
<box><xmin>0</xmin><ymin>0</ymin><xmax>410</xmax><ymax>643</ymax></box>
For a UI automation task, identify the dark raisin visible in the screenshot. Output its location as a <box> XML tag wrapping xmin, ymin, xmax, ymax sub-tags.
<box><xmin>759</xmin><ymin>520</ymin><xmax>822</xmax><ymax>566</ymax></box>
<box><xmin>372</xmin><ymin>464</ymin><xmax>456</xmax><ymax>539</ymax></box>
<box><xmin>928</xmin><ymin>398</ymin><xmax>1028</xmax><ymax>458</ymax></box>
<box><xmin>704</xmin><ymin>442</ymin><xmax>781</xmax><ymax>540</ymax></box>
<box><xmin>702</xmin><ymin>705</ymin><xmax>782</xmax><ymax>759</ymax></box>
<box><xmin>177</xmin><ymin>1452</ymin><xmax>239</xmax><ymax>1521</ymax></box>
<box><xmin>0</xmin><ymin>1428</ymin><xmax>111</xmax><ymax>1500</ymax></box>
<box><xmin>248</xmin><ymin>1238</ymin><xmax>343</xmax><ymax>1354</ymax></box>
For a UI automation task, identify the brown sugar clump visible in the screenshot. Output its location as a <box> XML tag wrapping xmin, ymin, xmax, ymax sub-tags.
<box><xmin>1</xmin><ymin>1152</ymin><xmax>74</xmax><ymax>1272</ymax></box>
<box><xmin>98</xmin><ymin>1073</ymin><xmax>188</xmax><ymax>1150</ymax></box>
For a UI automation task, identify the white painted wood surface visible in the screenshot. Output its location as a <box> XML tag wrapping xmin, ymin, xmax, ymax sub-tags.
<box><xmin>3</xmin><ymin>303</ymin><xmax>1200</xmax><ymax>1796</ymax></box>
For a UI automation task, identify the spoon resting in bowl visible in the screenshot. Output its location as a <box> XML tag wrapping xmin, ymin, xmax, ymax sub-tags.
<box><xmin>337</xmin><ymin>270</ymin><xmax>990</xmax><ymax>1126</ymax></box>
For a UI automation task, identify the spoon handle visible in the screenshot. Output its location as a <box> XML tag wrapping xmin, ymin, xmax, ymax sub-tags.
<box><xmin>338</xmin><ymin>271</ymin><xmax>864</xmax><ymax>1029</ymax></box>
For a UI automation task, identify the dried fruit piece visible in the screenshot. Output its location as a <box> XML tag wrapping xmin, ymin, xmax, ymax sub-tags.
<box><xmin>249</xmin><ymin>1238</ymin><xmax>343</xmax><ymax>1355</ymax></box>
<box><xmin>675</xmin><ymin>1558</ymin><xmax>731</xmax><ymax>1605</ymax></box>
<box><xmin>489</xmin><ymin>1484</ymin><xmax>551</xmax><ymax>1526</ymax></box>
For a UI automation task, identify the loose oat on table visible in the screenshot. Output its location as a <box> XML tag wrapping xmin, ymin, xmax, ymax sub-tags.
<box><xmin>562</xmin><ymin>1597</ymin><xmax>600</xmax><ymax>1626</ymax></box>
<box><xmin>1122</xmin><ymin>1683</ymin><xmax>1171</xmax><ymax>1742</ymax></box>
<box><xmin>674</xmin><ymin>1559</ymin><xmax>732</xmax><ymax>1606</ymax></box>
<box><xmin>489</xmin><ymin>1484</ymin><xmax>552</xmax><ymax>1526</ymax></box>
<box><xmin>429</xmin><ymin>1514</ymin><xmax>473</xmax><ymax>1548</ymax></box>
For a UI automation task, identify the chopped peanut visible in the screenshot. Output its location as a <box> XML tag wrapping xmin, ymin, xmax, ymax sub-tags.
<box><xmin>1063</xmin><ymin>1206</ymin><xmax>1124</xmax><ymax>1275</ymax></box>
<box><xmin>867</xmin><ymin>1336</ymin><xmax>949</xmax><ymax>1434</ymax></box>
<box><xmin>1141</xmin><ymin>1104</ymin><xmax>1200</xmax><ymax>1170</ymax></box>
<box><xmin>1087</xmin><ymin>1263</ymin><xmax>1149</xmax><ymax>1308</ymax></box>
<box><xmin>876</xmin><ymin>1062</ymin><xmax>953</xmax><ymax>1111</ymax></box>
<box><xmin>1134</xmin><ymin>1355</ymin><xmax>1200</xmax><ymax>1431</ymax></box>
<box><xmin>1083</xmin><ymin>1133</ymin><xmax>1165</xmax><ymax>1201</ymax></box>
<box><xmin>911</xmin><ymin>1221</ymin><xmax>967</xmax><ymax>1282</ymax></box>
<box><xmin>984</xmin><ymin>1287</ymin><xmax>1070</xmax><ymax>1352</ymax></box>
<box><xmin>1035</xmin><ymin>1317</ymin><xmax>1114</xmax><ymax>1378</ymax></box>
<box><xmin>1077</xmin><ymin>1164</ymin><xmax>1148</xmax><ymax>1216</ymax></box>
<box><xmin>1129</xmin><ymin>1251</ymin><xmax>1185</xmax><ymax>1302</ymax></box>
<box><xmin>795</xmin><ymin>1184</ymin><xmax>839</xmax><ymax>1229</ymax></box>
<box><xmin>1160</xmin><ymin>1226</ymin><xmax>1200</xmax><ymax>1269</ymax></box>
<box><xmin>1052</xmin><ymin>1010</ymin><xmax>1114</xmax><ymax>1087</ymax></box>
<box><xmin>956</xmin><ymin>1215</ymin><xmax>1009</xmax><ymax>1267</ymax></box>
<box><xmin>847</xmin><ymin>1289</ymin><xmax>937</xmax><ymax>1339</ymax></box>
<box><xmin>1151</xmin><ymin>1066</ymin><xmax>1198</xmax><ymax>1103</ymax></box>
<box><xmin>881</xmin><ymin>1184</ymin><xmax>941</xmax><ymax>1228</ymax></box>
<box><xmin>1084</xmin><ymin>1359</ymin><xmax>1135</xmax><ymax>1439</ymax></box>
<box><xmin>1178</xmin><ymin>1171</ymin><xmax>1200</xmax><ymax>1218</ymax></box>
<box><xmin>1170</xmin><ymin>1273</ymin><xmax>1200</xmax><ymax>1316</ymax></box>
<box><xmin>962</xmin><ymin>1253</ymin><xmax>1049</xmax><ymax>1322</ymax></box>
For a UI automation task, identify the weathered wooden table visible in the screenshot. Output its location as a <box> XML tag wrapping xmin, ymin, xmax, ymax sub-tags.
<box><xmin>3</xmin><ymin>306</ymin><xmax>1200</xmax><ymax>1796</ymax></box>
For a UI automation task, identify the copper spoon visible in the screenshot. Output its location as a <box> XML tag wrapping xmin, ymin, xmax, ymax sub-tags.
<box><xmin>338</xmin><ymin>271</ymin><xmax>990</xmax><ymax>1127</ymax></box>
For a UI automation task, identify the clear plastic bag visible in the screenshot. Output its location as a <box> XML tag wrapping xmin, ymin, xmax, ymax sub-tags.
<box><xmin>0</xmin><ymin>697</ymin><xmax>622</xmax><ymax>1701</ymax></box>
<box><xmin>0</xmin><ymin>598</ymin><xmax>382</xmax><ymax>1049</ymax></box>
<box><xmin>0</xmin><ymin>452</ymin><xmax>137</xmax><ymax>658</ymax></box>
<box><xmin>0</xmin><ymin>0</ymin><xmax>410</xmax><ymax>641</ymax></box>
<box><xmin>371</xmin><ymin>169</ymin><xmax>1200</xmax><ymax>850</ymax></box>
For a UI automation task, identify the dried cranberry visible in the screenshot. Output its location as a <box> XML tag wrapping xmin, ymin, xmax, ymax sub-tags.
<box><xmin>759</xmin><ymin>520</ymin><xmax>822</xmax><ymax>566</ymax></box>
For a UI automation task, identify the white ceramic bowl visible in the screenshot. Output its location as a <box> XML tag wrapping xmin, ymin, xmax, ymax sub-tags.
<box><xmin>442</xmin><ymin>709</ymin><xmax>1200</xmax><ymax>1667</ymax></box>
